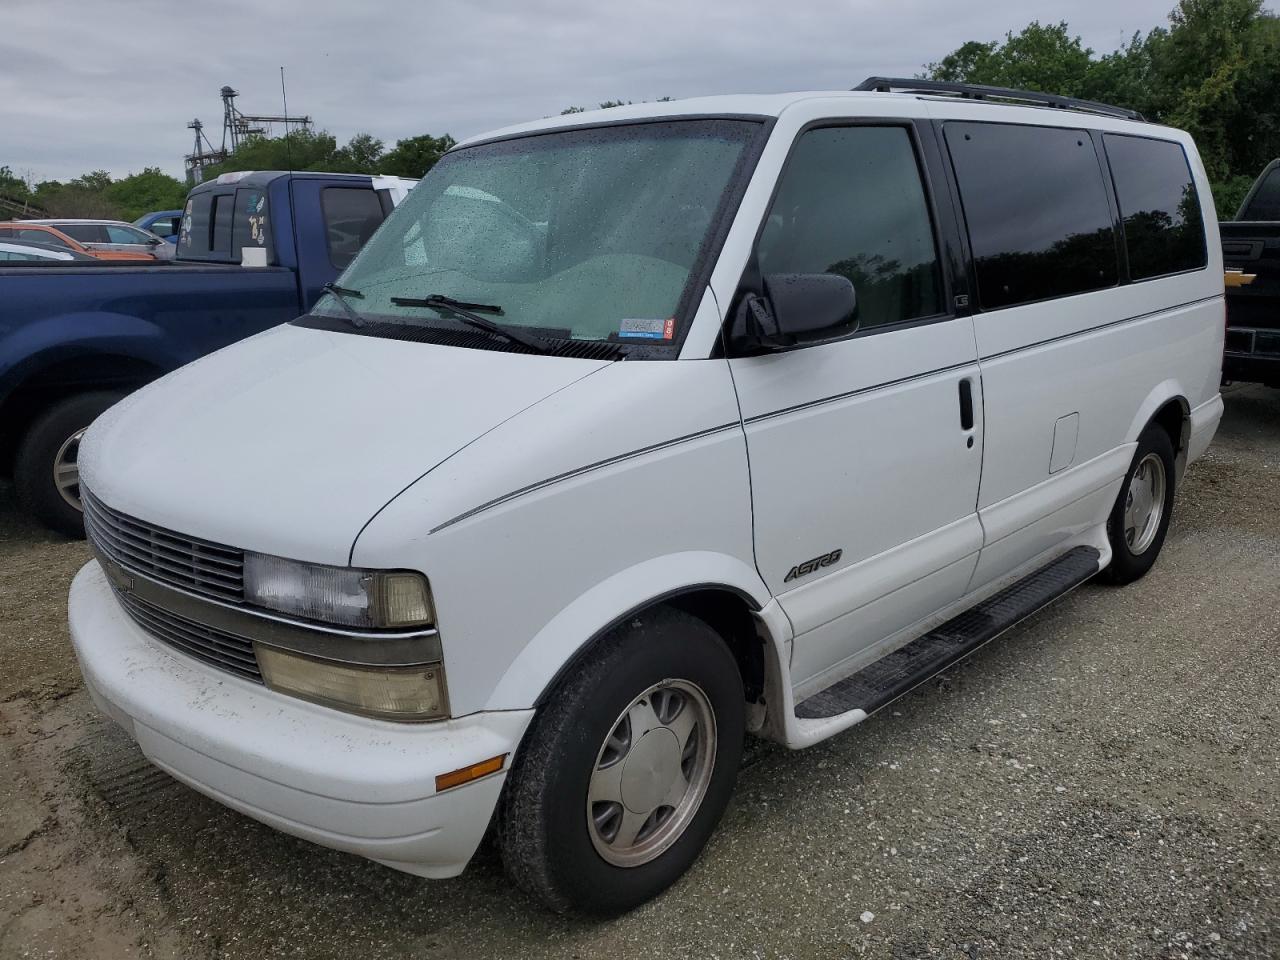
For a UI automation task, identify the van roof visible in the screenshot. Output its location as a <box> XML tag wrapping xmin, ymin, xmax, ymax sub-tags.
<box><xmin>458</xmin><ymin>86</ymin><xmax>1162</xmax><ymax>149</ymax></box>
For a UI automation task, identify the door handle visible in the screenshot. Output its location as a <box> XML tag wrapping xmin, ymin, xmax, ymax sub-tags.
<box><xmin>958</xmin><ymin>378</ymin><xmax>975</xmax><ymax>431</ymax></box>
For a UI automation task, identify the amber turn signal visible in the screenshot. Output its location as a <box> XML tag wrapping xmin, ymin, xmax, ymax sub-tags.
<box><xmin>435</xmin><ymin>754</ymin><xmax>507</xmax><ymax>792</ymax></box>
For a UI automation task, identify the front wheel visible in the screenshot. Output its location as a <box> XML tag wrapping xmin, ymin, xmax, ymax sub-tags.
<box><xmin>1100</xmin><ymin>423</ymin><xmax>1176</xmax><ymax>585</ymax></box>
<box><xmin>497</xmin><ymin>606</ymin><xmax>744</xmax><ymax>916</ymax></box>
<box><xmin>13</xmin><ymin>391</ymin><xmax>125</xmax><ymax>538</ymax></box>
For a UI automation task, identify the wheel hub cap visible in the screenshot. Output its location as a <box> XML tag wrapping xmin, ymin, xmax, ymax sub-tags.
<box><xmin>620</xmin><ymin>728</ymin><xmax>681</xmax><ymax>813</ymax></box>
<box><xmin>586</xmin><ymin>679</ymin><xmax>716</xmax><ymax>868</ymax></box>
<box><xmin>53</xmin><ymin>428</ymin><xmax>87</xmax><ymax>512</ymax></box>
<box><xmin>1122</xmin><ymin>452</ymin><xmax>1166</xmax><ymax>556</ymax></box>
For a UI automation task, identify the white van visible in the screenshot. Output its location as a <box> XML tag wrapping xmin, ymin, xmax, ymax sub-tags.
<box><xmin>69</xmin><ymin>79</ymin><xmax>1225</xmax><ymax>915</ymax></box>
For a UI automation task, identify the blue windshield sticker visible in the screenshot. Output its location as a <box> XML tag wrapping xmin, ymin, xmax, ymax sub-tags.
<box><xmin>619</xmin><ymin>318</ymin><xmax>675</xmax><ymax>340</ymax></box>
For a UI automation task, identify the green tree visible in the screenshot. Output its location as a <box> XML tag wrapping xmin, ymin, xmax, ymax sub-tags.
<box><xmin>380</xmin><ymin>134</ymin><xmax>456</xmax><ymax>178</ymax></box>
<box><xmin>104</xmin><ymin>167</ymin><xmax>188</xmax><ymax>221</ymax></box>
<box><xmin>924</xmin><ymin>1</ymin><xmax>1280</xmax><ymax>206</ymax></box>
<box><xmin>198</xmin><ymin>129</ymin><xmax>341</xmax><ymax>180</ymax></box>
<box><xmin>328</xmin><ymin>133</ymin><xmax>385</xmax><ymax>173</ymax></box>
<box><xmin>0</xmin><ymin>165</ymin><xmax>32</xmax><ymax>201</ymax></box>
<box><xmin>925</xmin><ymin>22</ymin><xmax>1095</xmax><ymax>96</ymax></box>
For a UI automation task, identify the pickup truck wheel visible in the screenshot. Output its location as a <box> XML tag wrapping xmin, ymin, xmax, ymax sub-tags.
<box><xmin>1100</xmin><ymin>423</ymin><xmax>1176</xmax><ymax>585</ymax></box>
<box><xmin>496</xmin><ymin>606</ymin><xmax>744</xmax><ymax>916</ymax></box>
<box><xmin>14</xmin><ymin>392</ymin><xmax>124</xmax><ymax>538</ymax></box>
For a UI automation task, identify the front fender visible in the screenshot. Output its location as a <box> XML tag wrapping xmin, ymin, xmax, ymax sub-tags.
<box><xmin>0</xmin><ymin>312</ymin><xmax>179</xmax><ymax>403</ymax></box>
<box><xmin>484</xmin><ymin>551</ymin><xmax>774</xmax><ymax>712</ymax></box>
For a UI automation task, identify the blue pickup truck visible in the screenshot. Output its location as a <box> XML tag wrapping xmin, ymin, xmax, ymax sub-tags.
<box><xmin>0</xmin><ymin>170</ymin><xmax>414</xmax><ymax>535</ymax></box>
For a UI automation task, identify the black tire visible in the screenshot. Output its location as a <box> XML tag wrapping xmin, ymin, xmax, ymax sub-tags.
<box><xmin>496</xmin><ymin>606</ymin><xmax>744</xmax><ymax>916</ymax></box>
<box><xmin>1100</xmin><ymin>422</ymin><xmax>1177</xmax><ymax>585</ymax></box>
<box><xmin>14</xmin><ymin>391</ymin><xmax>124</xmax><ymax>538</ymax></box>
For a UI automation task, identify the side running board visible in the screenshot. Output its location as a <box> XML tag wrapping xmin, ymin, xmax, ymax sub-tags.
<box><xmin>794</xmin><ymin>546</ymin><xmax>1101</xmax><ymax>720</ymax></box>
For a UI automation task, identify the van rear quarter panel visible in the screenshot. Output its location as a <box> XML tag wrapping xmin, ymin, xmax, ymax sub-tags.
<box><xmin>921</xmin><ymin>103</ymin><xmax>1223</xmax><ymax>510</ymax></box>
<box><xmin>973</xmin><ymin>279</ymin><xmax>1223</xmax><ymax>511</ymax></box>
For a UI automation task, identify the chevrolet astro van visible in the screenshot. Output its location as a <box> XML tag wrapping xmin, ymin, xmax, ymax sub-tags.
<box><xmin>69</xmin><ymin>79</ymin><xmax>1225</xmax><ymax>915</ymax></box>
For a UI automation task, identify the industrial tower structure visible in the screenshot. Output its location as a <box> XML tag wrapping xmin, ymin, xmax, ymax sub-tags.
<box><xmin>184</xmin><ymin>85</ymin><xmax>313</xmax><ymax>183</ymax></box>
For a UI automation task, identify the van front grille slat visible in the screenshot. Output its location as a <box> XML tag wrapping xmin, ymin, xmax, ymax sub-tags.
<box><xmin>114</xmin><ymin>585</ymin><xmax>263</xmax><ymax>683</ymax></box>
<box><xmin>83</xmin><ymin>487</ymin><xmax>263</xmax><ymax>682</ymax></box>
<box><xmin>82</xmin><ymin>489</ymin><xmax>245</xmax><ymax>604</ymax></box>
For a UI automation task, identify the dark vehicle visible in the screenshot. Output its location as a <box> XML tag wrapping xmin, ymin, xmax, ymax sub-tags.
<box><xmin>0</xmin><ymin>171</ymin><xmax>409</xmax><ymax>535</ymax></box>
<box><xmin>134</xmin><ymin>209</ymin><xmax>184</xmax><ymax>244</ymax></box>
<box><xmin>1222</xmin><ymin>159</ymin><xmax>1280</xmax><ymax>387</ymax></box>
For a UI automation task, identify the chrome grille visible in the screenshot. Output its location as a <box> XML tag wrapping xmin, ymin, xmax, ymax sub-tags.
<box><xmin>82</xmin><ymin>489</ymin><xmax>245</xmax><ymax>604</ymax></box>
<box><xmin>115</xmin><ymin>589</ymin><xmax>262</xmax><ymax>683</ymax></box>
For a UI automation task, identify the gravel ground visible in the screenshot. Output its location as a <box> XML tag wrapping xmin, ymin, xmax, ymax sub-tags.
<box><xmin>1</xmin><ymin>385</ymin><xmax>1277</xmax><ymax>960</ymax></box>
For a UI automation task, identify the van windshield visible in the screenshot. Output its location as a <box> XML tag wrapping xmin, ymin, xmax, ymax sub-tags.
<box><xmin>308</xmin><ymin>119</ymin><xmax>761</xmax><ymax>349</ymax></box>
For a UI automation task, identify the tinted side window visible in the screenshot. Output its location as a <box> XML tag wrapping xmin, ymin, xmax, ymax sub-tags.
<box><xmin>233</xmin><ymin>188</ymin><xmax>271</xmax><ymax>260</ymax></box>
<box><xmin>1241</xmin><ymin>166</ymin><xmax>1280</xmax><ymax>221</ymax></box>
<box><xmin>321</xmin><ymin>187</ymin><xmax>385</xmax><ymax>269</ymax></box>
<box><xmin>1104</xmin><ymin>135</ymin><xmax>1206</xmax><ymax>280</ymax></box>
<box><xmin>211</xmin><ymin>194</ymin><xmax>234</xmax><ymax>253</ymax></box>
<box><xmin>946</xmin><ymin>122</ymin><xmax>1117</xmax><ymax>309</ymax></box>
<box><xmin>105</xmin><ymin>224</ymin><xmax>147</xmax><ymax>244</ymax></box>
<box><xmin>21</xmin><ymin>229</ymin><xmax>70</xmax><ymax>248</ymax></box>
<box><xmin>60</xmin><ymin>223</ymin><xmax>108</xmax><ymax>243</ymax></box>
<box><xmin>179</xmin><ymin>194</ymin><xmax>211</xmax><ymax>257</ymax></box>
<box><xmin>756</xmin><ymin>125</ymin><xmax>943</xmax><ymax>329</ymax></box>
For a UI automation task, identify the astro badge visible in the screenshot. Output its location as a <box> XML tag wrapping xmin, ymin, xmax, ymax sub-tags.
<box><xmin>618</xmin><ymin>318</ymin><xmax>676</xmax><ymax>341</ymax></box>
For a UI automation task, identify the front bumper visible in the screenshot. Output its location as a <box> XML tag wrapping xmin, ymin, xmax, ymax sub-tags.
<box><xmin>68</xmin><ymin>561</ymin><xmax>533</xmax><ymax>879</ymax></box>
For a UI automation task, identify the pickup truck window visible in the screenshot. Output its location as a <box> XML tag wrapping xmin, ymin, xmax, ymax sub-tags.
<box><xmin>312</xmin><ymin>119</ymin><xmax>761</xmax><ymax>348</ymax></box>
<box><xmin>1103</xmin><ymin>135</ymin><xmax>1206</xmax><ymax>281</ymax></box>
<box><xmin>321</xmin><ymin>187</ymin><xmax>384</xmax><ymax>270</ymax></box>
<box><xmin>233</xmin><ymin>189</ymin><xmax>270</xmax><ymax>260</ymax></box>
<box><xmin>211</xmin><ymin>195</ymin><xmax>234</xmax><ymax>253</ymax></box>
<box><xmin>946</xmin><ymin>122</ymin><xmax>1118</xmax><ymax>310</ymax></box>
<box><xmin>179</xmin><ymin>194</ymin><xmax>211</xmax><ymax>255</ymax></box>
<box><xmin>1241</xmin><ymin>166</ymin><xmax>1280</xmax><ymax>221</ymax></box>
<box><xmin>757</xmin><ymin>125</ymin><xmax>943</xmax><ymax>330</ymax></box>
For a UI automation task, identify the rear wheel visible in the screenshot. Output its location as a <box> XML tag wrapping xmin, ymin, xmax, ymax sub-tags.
<box><xmin>1100</xmin><ymin>422</ymin><xmax>1176</xmax><ymax>585</ymax></box>
<box><xmin>497</xmin><ymin>606</ymin><xmax>744</xmax><ymax>916</ymax></box>
<box><xmin>14</xmin><ymin>392</ymin><xmax>124</xmax><ymax>538</ymax></box>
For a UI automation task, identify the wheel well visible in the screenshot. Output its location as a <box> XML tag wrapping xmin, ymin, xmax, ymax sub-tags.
<box><xmin>665</xmin><ymin>589</ymin><xmax>765</xmax><ymax>704</ymax></box>
<box><xmin>1151</xmin><ymin>396</ymin><xmax>1190</xmax><ymax>474</ymax></box>
<box><xmin>0</xmin><ymin>354</ymin><xmax>163</xmax><ymax>474</ymax></box>
<box><xmin>535</xmin><ymin>587</ymin><xmax>768</xmax><ymax>711</ymax></box>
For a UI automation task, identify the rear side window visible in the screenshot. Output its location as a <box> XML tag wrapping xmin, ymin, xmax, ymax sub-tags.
<box><xmin>19</xmin><ymin>229</ymin><xmax>70</xmax><ymax>248</ymax></box>
<box><xmin>321</xmin><ymin>187</ymin><xmax>385</xmax><ymax>269</ymax></box>
<box><xmin>1104</xmin><ymin>135</ymin><xmax>1206</xmax><ymax>280</ymax></box>
<box><xmin>1240</xmin><ymin>165</ymin><xmax>1280</xmax><ymax>221</ymax></box>
<box><xmin>211</xmin><ymin>194</ymin><xmax>234</xmax><ymax>253</ymax></box>
<box><xmin>232</xmin><ymin>188</ymin><xmax>271</xmax><ymax>260</ymax></box>
<box><xmin>755</xmin><ymin>125</ymin><xmax>943</xmax><ymax>329</ymax></box>
<box><xmin>179</xmin><ymin>194</ymin><xmax>211</xmax><ymax>256</ymax></box>
<box><xmin>946</xmin><ymin>122</ymin><xmax>1117</xmax><ymax>310</ymax></box>
<box><xmin>60</xmin><ymin>223</ymin><xmax>109</xmax><ymax>243</ymax></box>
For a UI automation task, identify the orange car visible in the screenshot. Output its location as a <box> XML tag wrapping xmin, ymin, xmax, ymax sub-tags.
<box><xmin>0</xmin><ymin>222</ymin><xmax>156</xmax><ymax>261</ymax></box>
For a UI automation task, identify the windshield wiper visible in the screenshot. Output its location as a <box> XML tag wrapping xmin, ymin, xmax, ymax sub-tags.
<box><xmin>389</xmin><ymin>293</ymin><xmax>550</xmax><ymax>354</ymax></box>
<box><xmin>322</xmin><ymin>282</ymin><xmax>369</xmax><ymax>329</ymax></box>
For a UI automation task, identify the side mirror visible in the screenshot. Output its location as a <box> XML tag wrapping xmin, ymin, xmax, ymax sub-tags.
<box><xmin>147</xmin><ymin>237</ymin><xmax>161</xmax><ymax>246</ymax></box>
<box><xmin>732</xmin><ymin>272</ymin><xmax>858</xmax><ymax>353</ymax></box>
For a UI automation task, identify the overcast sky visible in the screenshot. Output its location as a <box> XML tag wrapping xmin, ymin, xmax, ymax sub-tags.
<box><xmin>4</xmin><ymin>0</ymin><xmax>1181</xmax><ymax>184</ymax></box>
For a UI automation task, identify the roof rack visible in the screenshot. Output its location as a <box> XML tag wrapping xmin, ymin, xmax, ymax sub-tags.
<box><xmin>854</xmin><ymin>77</ymin><xmax>1145</xmax><ymax>122</ymax></box>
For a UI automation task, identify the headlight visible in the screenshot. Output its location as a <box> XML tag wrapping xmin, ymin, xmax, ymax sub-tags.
<box><xmin>256</xmin><ymin>645</ymin><xmax>446</xmax><ymax>721</ymax></box>
<box><xmin>243</xmin><ymin>553</ymin><xmax>434</xmax><ymax>628</ymax></box>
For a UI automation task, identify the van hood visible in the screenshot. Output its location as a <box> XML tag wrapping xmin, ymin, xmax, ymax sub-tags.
<box><xmin>81</xmin><ymin>324</ymin><xmax>607</xmax><ymax>565</ymax></box>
